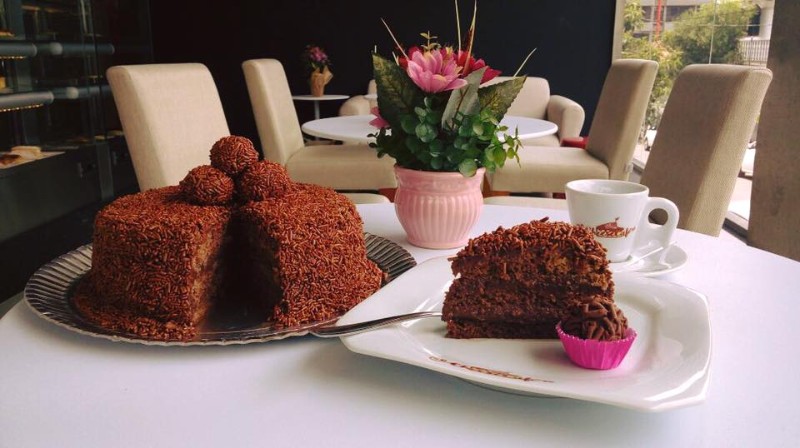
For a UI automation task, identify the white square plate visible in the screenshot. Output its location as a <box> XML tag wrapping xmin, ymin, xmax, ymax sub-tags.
<box><xmin>338</xmin><ymin>256</ymin><xmax>711</xmax><ymax>412</ymax></box>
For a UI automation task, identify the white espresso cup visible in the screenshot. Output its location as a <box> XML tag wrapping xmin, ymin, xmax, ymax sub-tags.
<box><xmin>565</xmin><ymin>179</ymin><xmax>679</xmax><ymax>263</ymax></box>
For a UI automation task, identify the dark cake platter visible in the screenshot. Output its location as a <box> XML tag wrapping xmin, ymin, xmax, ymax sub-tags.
<box><xmin>23</xmin><ymin>233</ymin><xmax>416</xmax><ymax>346</ymax></box>
<box><xmin>335</xmin><ymin>256</ymin><xmax>712</xmax><ymax>412</ymax></box>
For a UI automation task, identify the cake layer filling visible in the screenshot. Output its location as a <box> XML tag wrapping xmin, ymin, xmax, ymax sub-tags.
<box><xmin>443</xmin><ymin>278</ymin><xmax>611</xmax><ymax>323</ymax></box>
<box><xmin>446</xmin><ymin>318</ymin><xmax>560</xmax><ymax>339</ymax></box>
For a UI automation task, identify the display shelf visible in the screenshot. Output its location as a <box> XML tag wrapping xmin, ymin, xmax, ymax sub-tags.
<box><xmin>0</xmin><ymin>90</ymin><xmax>54</xmax><ymax>111</ymax></box>
<box><xmin>35</xmin><ymin>41</ymin><xmax>113</xmax><ymax>56</ymax></box>
<box><xmin>51</xmin><ymin>84</ymin><xmax>109</xmax><ymax>100</ymax></box>
<box><xmin>0</xmin><ymin>41</ymin><xmax>37</xmax><ymax>58</ymax></box>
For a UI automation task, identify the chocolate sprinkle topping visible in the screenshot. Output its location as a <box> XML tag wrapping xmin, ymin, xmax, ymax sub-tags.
<box><xmin>210</xmin><ymin>135</ymin><xmax>259</xmax><ymax>176</ymax></box>
<box><xmin>561</xmin><ymin>297</ymin><xmax>629</xmax><ymax>341</ymax></box>
<box><xmin>180</xmin><ymin>165</ymin><xmax>235</xmax><ymax>205</ymax></box>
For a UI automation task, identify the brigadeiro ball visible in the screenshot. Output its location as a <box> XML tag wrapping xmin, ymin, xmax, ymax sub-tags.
<box><xmin>237</xmin><ymin>160</ymin><xmax>294</xmax><ymax>201</ymax></box>
<box><xmin>180</xmin><ymin>165</ymin><xmax>235</xmax><ymax>205</ymax></box>
<box><xmin>209</xmin><ymin>135</ymin><xmax>259</xmax><ymax>176</ymax></box>
<box><xmin>556</xmin><ymin>297</ymin><xmax>637</xmax><ymax>370</ymax></box>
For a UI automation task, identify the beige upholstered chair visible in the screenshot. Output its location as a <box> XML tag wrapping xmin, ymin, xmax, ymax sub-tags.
<box><xmin>242</xmin><ymin>59</ymin><xmax>396</xmax><ymax>190</ymax></box>
<box><xmin>485</xmin><ymin>76</ymin><xmax>585</xmax><ymax>146</ymax></box>
<box><xmin>641</xmin><ymin>64</ymin><xmax>772</xmax><ymax>236</ymax></box>
<box><xmin>338</xmin><ymin>79</ymin><xmax>377</xmax><ymax>117</ymax></box>
<box><xmin>485</xmin><ymin>59</ymin><xmax>658</xmax><ymax>195</ymax></box>
<box><xmin>490</xmin><ymin>63</ymin><xmax>773</xmax><ymax>238</ymax></box>
<box><xmin>343</xmin><ymin>192</ymin><xmax>391</xmax><ymax>204</ymax></box>
<box><xmin>107</xmin><ymin>63</ymin><xmax>230</xmax><ymax>190</ymax></box>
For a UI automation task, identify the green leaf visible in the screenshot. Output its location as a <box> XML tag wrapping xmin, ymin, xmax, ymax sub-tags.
<box><xmin>478</xmin><ymin>76</ymin><xmax>526</xmax><ymax>120</ymax></box>
<box><xmin>458</xmin><ymin>159</ymin><xmax>478</xmax><ymax>177</ymax></box>
<box><xmin>415</xmin><ymin>123</ymin><xmax>436</xmax><ymax>143</ymax></box>
<box><xmin>442</xmin><ymin>67</ymin><xmax>486</xmax><ymax>127</ymax></box>
<box><xmin>431</xmin><ymin>157</ymin><xmax>443</xmax><ymax>170</ymax></box>
<box><xmin>405</xmin><ymin>136</ymin><xmax>424</xmax><ymax>154</ymax></box>
<box><xmin>493</xmin><ymin>146</ymin><xmax>507</xmax><ymax>165</ymax></box>
<box><xmin>401</xmin><ymin>115</ymin><xmax>418</xmax><ymax>134</ymax></box>
<box><xmin>373</xmin><ymin>54</ymin><xmax>423</xmax><ymax>127</ymax></box>
<box><xmin>484</xmin><ymin>146</ymin><xmax>495</xmax><ymax>163</ymax></box>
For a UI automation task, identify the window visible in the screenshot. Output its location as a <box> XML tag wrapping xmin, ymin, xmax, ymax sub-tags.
<box><xmin>618</xmin><ymin>0</ymin><xmax>772</xmax><ymax>233</ymax></box>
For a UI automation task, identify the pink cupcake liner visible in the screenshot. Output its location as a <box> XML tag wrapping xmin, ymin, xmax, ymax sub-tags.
<box><xmin>556</xmin><ymin>323</ymin><xmax>637</xmax><ymax>370</ymax></box>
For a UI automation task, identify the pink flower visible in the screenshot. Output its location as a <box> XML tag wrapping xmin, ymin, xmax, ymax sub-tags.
<box><xmin>406</xmin><ymin>49</ymin><xmax>468</xmax><ymax>94</ymax></box>
<box><xmin>455</xmin><ymin>50</ymin><xmax>501</xmax><ymax>84</ymax></box>
<box><xmin>369</xmin><ymin>106</ymin><xmax>389</xmax><ymax>128</ymax></box>
<box><xmin>397</xmin><ymin>46</ymin><xmax>421</xmax><ymax>69</ymax></box>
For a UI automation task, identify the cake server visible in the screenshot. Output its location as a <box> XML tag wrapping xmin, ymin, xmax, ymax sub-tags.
<box><xmin>310</xmin><ymin>311</ymin><xmax>442</xmax><ymax>338</ymax></box>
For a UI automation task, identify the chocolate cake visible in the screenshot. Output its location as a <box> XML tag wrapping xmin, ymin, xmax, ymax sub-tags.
<box><xmin>73</xmin><ymin>136</ymin><xmax>383</xmax><ymax>341</ymax></box>
<box><xmin>442</xmin><ymin>218</ymin><xmax>614</xmax><ymax>339</ymax></box>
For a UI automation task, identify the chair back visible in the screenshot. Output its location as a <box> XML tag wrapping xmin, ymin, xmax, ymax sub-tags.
<box><xmin>106</xmin><ymin>63</ymin><xmax>230</xmax><ymax>190</ymax></box>
<box><xmin>640</xmin><ymin>64</ymin><xmax>772</xmax><ymax>236</ymax></box>
<box><xmin>242</xmin><ymin>59</ymin><xmax>305</xmax><ymax>165</ymax></box>
<box><xmin>585</xmin><ymin>59</ymin><xmax>658</xmax><ymax>181</ymax></box>
<box><xmin>487</xmin><ymin>76</ymin><xmax>550</xmax><ymax>119</ymax></box>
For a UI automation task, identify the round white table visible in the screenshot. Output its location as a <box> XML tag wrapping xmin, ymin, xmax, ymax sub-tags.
<box><xmin>291</xmin><ymin>94</ymin><xmax>349</xmax><ymax>120</ymax></box>
<box><xmin>1</xmin><ymin>204</ymin><xmax>799</xmax><ymax>447</ymax></box>
<box><xmin>301</xmin><ymin>114</ymin><xmax>558</xmax><ymax>144</ymax></box>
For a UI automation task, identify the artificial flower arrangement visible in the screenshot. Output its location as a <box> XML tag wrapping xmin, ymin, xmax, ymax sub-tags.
<box><xmin>369</xmin><ymin>2</ymin><xmax>533</xmax><ymax>177</ymax></box>
<box><xmin>302</xmin><ymin>44</ymin><xmax>332</xmax><ymax>74</ymax></box>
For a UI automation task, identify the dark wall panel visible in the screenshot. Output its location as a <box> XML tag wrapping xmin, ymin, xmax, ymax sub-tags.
<box><xmin>150</xmin><ymin>0</ymin><xmax>616</xmax><ymax>152</ymax></box>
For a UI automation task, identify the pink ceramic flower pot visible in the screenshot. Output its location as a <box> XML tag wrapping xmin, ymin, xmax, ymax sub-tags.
<box><xmin>393</xmin><ymin>166</ymin><xmax>485</xmax><ymax>249</ymax></box>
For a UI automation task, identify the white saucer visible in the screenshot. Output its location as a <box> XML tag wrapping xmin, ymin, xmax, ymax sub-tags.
<box><xmin>609</xmin><ymin>244</ymin><xmax>688</xmax><ymax>277</ymax></box>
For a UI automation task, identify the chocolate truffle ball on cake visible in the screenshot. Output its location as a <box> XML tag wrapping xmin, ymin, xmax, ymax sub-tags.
<box><xmin>442</xmin><ymin>218</ymin><xmax>615</xmax><ymax>339</ymax></box>
<box><xmin>209</xmin><ymin>135</ymin><xmax>259</xmax><ymax>176</ymax></box>
<box><xmin>180</xmin><ymin>165</ymin><xmax>235</xmax><ymax>205</ymax></box>
<box><xmin>237</xmin><ymin>160</ymin><xmax>294</xmax><ymax>202</ymax></box>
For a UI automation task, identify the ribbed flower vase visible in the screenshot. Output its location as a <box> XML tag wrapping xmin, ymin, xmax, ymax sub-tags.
<box><xmin>393</xmin><ymin>166</ymin><xmax>485</xmax><ymax>249</ymax></box>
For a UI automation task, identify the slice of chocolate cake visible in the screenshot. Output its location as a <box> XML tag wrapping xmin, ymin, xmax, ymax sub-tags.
<box><xmin>442</xmin><ymin>218</ymin><xmax>614</xmax><ymax>339</ymax></box>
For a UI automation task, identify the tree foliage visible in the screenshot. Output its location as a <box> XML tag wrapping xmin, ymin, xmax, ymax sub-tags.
<box><xmin>664</xmin><ymin>0</ymin><xmax>757</xmax><ymax>66</ymax></box>
<box><xmin>622</xmin><ymin>0</ymin><xmax>757</xmax><ymax>129</ymax></box>
<box><xmin>622</xmin><ymin>0</ymin><xmax>682</xmax><ymax>129</ymax></box>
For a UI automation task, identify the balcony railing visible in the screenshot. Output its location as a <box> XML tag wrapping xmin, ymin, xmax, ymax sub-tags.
<box><xmin>738</xmin><ymin>38</ymin><xmax>770</xmax><ymax>66</ymax></box>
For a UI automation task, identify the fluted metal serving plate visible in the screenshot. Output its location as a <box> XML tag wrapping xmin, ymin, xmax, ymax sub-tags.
<box><xmin>24</xmin><ymin>233</ymin><xmax>416</xmax><ymax>346</ymax></box>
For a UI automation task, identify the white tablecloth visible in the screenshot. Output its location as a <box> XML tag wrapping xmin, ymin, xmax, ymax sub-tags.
<box><xmin>1</xmin><ymin>204</ymin><xmax>798</xmax><ymax>448</ymax></box>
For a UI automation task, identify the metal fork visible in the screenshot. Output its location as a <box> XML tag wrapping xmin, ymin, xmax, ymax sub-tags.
<box><xmin>310</xmin><ymin>311</ymin><xmax>443</xmax><ymax>338</ymax></box>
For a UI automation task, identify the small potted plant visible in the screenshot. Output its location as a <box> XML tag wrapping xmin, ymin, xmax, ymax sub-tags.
<box><xmin>369</xmin><ymin>2</ymin><xmax>532</xmax><ymax>248</ymax></box>
<box><xmin>303</xmin><ymin>44</ymin><xmax>333</xmax><ymax>96</ymax></box>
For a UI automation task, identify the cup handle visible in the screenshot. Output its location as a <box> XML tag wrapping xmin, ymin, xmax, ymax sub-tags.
<box><xmin>633</xmin><ymin>197</ymin><xmax>679</xmax><ymax>256</ymax></box>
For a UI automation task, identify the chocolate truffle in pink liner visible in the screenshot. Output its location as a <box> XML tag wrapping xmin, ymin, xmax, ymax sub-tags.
<box><xmin>237</xmin><ymin>160</ymin><xmax>294</xmax><ymax>201</ymax></box>
<box><xmin>210</xmin><ymin>135</ymin><xmax>259</xmax><ymax>176</ymax></box>
<box><xmin>180</xmin><ymin>165</ymin><xmax>235</xmax><ymax>205</ymax></box>
<box><xmin>557</xmin><ymin>298</ymin><xmax>636</xmax><ymax>370</ymax></box>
